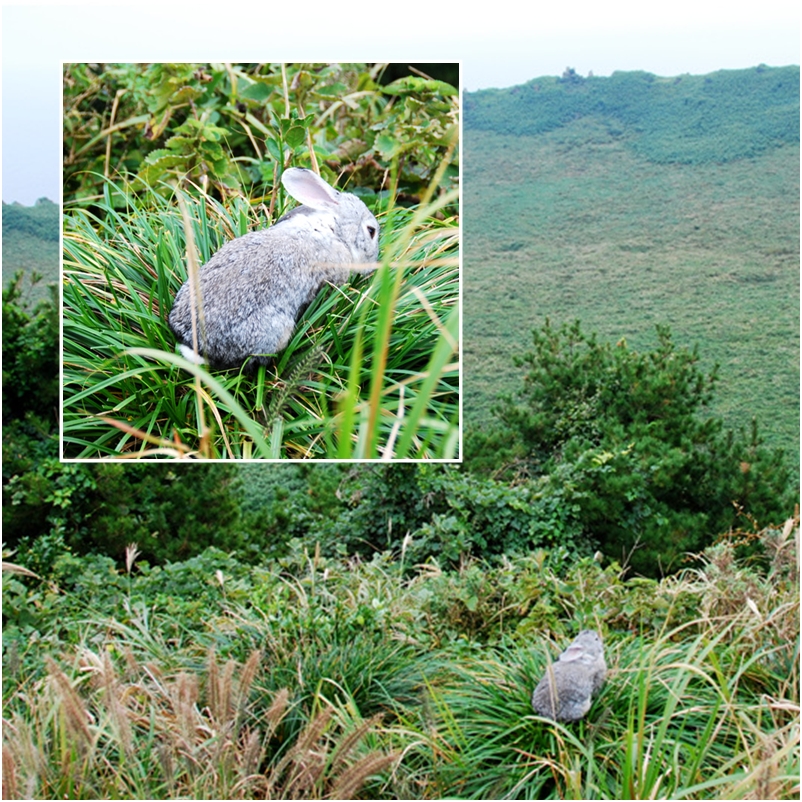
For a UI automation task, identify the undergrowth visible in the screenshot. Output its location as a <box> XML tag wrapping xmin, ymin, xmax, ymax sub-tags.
<box><xmin>61</xmin><ymin>62</ymin><xmax>460</xmax><ymax>460</ymax></box>
<box><xmin>62</xmin><ymin>170</ymin><xmax>459</xmax><ymax>460</ymax></box>
<box><xmin>3</xmin><ymin>515</ymin><xmax>798</xmax><ymax>799</ymax></box>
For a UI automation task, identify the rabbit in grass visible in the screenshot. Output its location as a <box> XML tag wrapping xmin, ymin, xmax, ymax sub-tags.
<box><xmin>531</xmin><ymin>630</ymin><xmax>607</xmax><ymax>722</ymax></box>
<box><xmin>168</xmin><ymin>167</ymin><xmax>380</xmax><ymax>369</ymax></box>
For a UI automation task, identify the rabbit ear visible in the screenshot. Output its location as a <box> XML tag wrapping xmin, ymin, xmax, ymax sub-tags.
<box><xmin>281</xmin><ymin>167</ymin><xmax>340</xmax><ymax>210</ymax></box>
<box><xmin>560</xmin><ymin>644</ymin><xmax>585</xmax><ymax>662</ymax></box>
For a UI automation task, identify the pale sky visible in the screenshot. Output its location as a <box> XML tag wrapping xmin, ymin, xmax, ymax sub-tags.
<box><xmin>2</xmin><ymin>1</ymin><xmax>799</xmax><ymax>205</ymax></box>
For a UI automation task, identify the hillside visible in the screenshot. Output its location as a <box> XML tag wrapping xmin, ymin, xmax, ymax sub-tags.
<box><xmin>465</xmin><ymin>66</ymin><xmax>799</xmax><ymax>163</ymax></box>
<box><xmin>463</xmin><ymin>65</ymin><xmax>800</xmax><ymax>461</ymax></box>
<box><xmin>2</xmin><ymin>199</ymin><xmax>59</xmax><ymax>305</ymax></box>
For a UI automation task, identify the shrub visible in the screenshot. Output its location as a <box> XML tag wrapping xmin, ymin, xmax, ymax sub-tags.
<box><xmin>318</xmin><ymin>464</ymin><xmax>591</xmax><ymax>565</ymax></box>
<box><xmin>5</xmin><ymin>460</ymin><xmax>246</xmax><ymax>569</ymax></box>
<box><xmin>63</xmin><ymin>63</ymin><xmax>459</xmax><ymax>211</ymax></box>
<box><xmin>475</xmin><ymin>319</ymin><xmax>795</xmax><ymax>576</ymax></box>
<box><xmin>2</xmin><ymin>273</ymin><xmax>59</xmax><ymax>424</ymax></box>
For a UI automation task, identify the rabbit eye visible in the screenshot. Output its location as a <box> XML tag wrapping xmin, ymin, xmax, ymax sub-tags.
<box><xmin>367</xmin><ymin>225</ymin><xmax>377</xmax><ymax>239</ymax></box>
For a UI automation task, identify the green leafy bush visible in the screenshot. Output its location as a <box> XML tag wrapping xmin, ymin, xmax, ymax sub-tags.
<box><xmin>470</xmin><ymin>320</ymin><xmax>795</xmax><ymax>576</ymax></box>
<box><xmin>316</xmin><ymin>464</ymin><xmax>589</xmax><ymax>565</ymax></box>
<box><xmin>64</xmin><ymin>63</ymin><xmax>459</xmax><ymax>210</ymax></box>
<box><xmin>2</xmin><ymin>273</ymin><xmax>59</xmax><ymax>424</ymax></box>
<box><xmin>237</xmin><ymin>462</ymin><xmax>347</xmax><ymax>559</ymax></box>
<box><xmin>10</xmin><ymin>462</ymin><xmax>245</xmax><ymax>566</ymax></box>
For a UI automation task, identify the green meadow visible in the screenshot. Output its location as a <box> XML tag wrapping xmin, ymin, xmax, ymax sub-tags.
<box><xmin>463</xmin><ymin>66</ymin><xmax>799</xmax><ymax>462</ymax></box>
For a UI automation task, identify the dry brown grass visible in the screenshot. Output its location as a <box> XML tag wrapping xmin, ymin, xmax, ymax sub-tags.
<box><xmin>2</xmin><ymin>647</ymin><xmax>397</xmax><ymax>799</ymax></box>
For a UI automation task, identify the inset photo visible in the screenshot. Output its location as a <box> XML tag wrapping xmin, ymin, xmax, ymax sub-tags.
<box><xmin>61</xmin><ymin>63</ymin><xmax>460</xmax><ymax>460</ymax></box>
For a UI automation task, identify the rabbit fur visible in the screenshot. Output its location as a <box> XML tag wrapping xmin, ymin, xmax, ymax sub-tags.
<box><xmin>168</xmin><ymin>167</ymin><xmax>380</xmax><ymax>369</ymax></box>
<box><xmin>531</xmin><ymin>629</ymin><xmax>607</xmax><ymax>722</ymax></box>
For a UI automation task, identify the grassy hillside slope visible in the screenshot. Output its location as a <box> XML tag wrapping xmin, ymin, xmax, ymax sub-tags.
<box><xmin>2</xmin><ymin>199</ymin><xmax>59</xmax><ymax>305</ymax></box>
<box><xmin>463</xmin><ymin>66</ymin><xmax>799</xmax><ymax>460</ymax></box>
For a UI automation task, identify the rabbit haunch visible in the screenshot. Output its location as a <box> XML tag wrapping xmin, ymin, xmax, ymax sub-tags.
<box><xmin>168</xmin><ymin>168</ymin><xmax>380</xmax><ymax>369</ymax></box>
<box><xmin>531</xmin><ymin>630</ymin><xmax>607</xmax><ymax>722</ymax></box>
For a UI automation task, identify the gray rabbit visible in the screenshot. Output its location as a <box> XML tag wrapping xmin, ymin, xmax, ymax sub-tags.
<box><xmin>168</xmin><ymin>167</ymin><xmax>380</xmax><ymax>369</ymax></box>
<box><xmin>531</xmin><ymin>630</ymin><xmax>607</xmax><ymax>722</ymax></box>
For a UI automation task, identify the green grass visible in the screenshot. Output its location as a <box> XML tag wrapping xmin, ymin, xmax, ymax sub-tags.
<box><xmin>61</xmin><ymin>172</ymin><xmax>459</xmax><ymax>460</ymax></box>
<box><xmin>416</xmin><ymin>618</ymin><xmax>799</xmax><ymax>799</ymax></box>
<box><xmin>463</xmin><ymin>117</ymin><xmax>799</xmax><ymax>462</ymax></box>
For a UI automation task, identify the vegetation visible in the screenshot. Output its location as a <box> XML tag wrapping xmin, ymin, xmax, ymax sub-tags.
<box><xmin>3</xmin><ymin>517</ymin><xmax>799</xmax><ymax>799</ymax></box>
<box><xmin>2</xmin><ymin>274</ymin><xmax>59</xmax><ymax>425</ymax></box>
<box><xmin>1</xmin><ymin>200</ymin><xmax>59</xmax><ymax>305</ymax></box>
<box><xmin>463</xmin><ymin>65</ymin><xmax>800</xmax><ymax>462</ymax></box>
<box><xmin>2</xmin><ymin>199</ymin><xmax>59</xmax><ymax>243</ymax></box>
<box><xmin>61</xmin><ymin>63</ymin><xmax>459</xmax><ymax>458</ymax></box>
<box><xmin>467</xmin><ymin>319</ymin><xmax>795</xmax><ymax>576</ymax></box>
<box><xmin>62</xmin><ymin>181</ymin><xmax>458</xmax><ymax>459</ymax></box>
<box><xmin>3</xmin><ymin>274</ymin><xmax>62</xmax><ymax>577</ymax></box>
<box><xmin>6</xmin><ymin>229</ymin><xmax>794</xmax><ymax>583</ymax></box>
<box><xmin>63</xmin><ymin>62</ymin><xmax>459</xmax><ymax>210</ymax></box>
<box><xmin>465</xmin><ymin>66</ymin><xmax>800</xmax><ymax>164</ymax></box>
<box><xmin>2</xmin><ymin>63</ymin><xmax>799</xmax><ymax>799</ymax></box>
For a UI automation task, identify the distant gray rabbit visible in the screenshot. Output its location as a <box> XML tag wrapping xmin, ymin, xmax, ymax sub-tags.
<box><xmin>168</xmin><ymin>167</ymin><xmax>380</xmax><ymax>369</ymax></box>
<box><xmin>531</xmin><ymin>630</ymin><xmax>607</xmax><ymax>722</ymax></box>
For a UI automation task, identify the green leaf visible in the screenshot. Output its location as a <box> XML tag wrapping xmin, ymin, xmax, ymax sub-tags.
<box><xmin>375</xmin><ymin>133</ymin><xmax>401</xmax><ymax>159</ymax></box>
<box><xmin>284</xmin><ymin>126</ymin><xmax>306</xmax><ymax>149</ymax></box>
<box><xmin>239</xmin><ymin>82</ymin><xmax>274</xmax><ymax>102</ymax></box>
<box><xmin>383</xmin><ymin>77</ymin><xmax>458</xmax><ymax>96</ymax></box>
<box><xmin>265</xmin><ymin>137</ymin><xmax>282</xmax><ymax>161</ymax></box>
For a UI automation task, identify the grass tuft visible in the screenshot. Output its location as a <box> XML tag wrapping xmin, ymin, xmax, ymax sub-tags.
<box><xmin>3</xmin><ymin>648</ymin><xmax>398</xmax><ymax>799</ymax></box>
<box><xmin>62</xmin><ymin>166</ymin><xmax>459</xmax><ymax>460</ymax></box>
